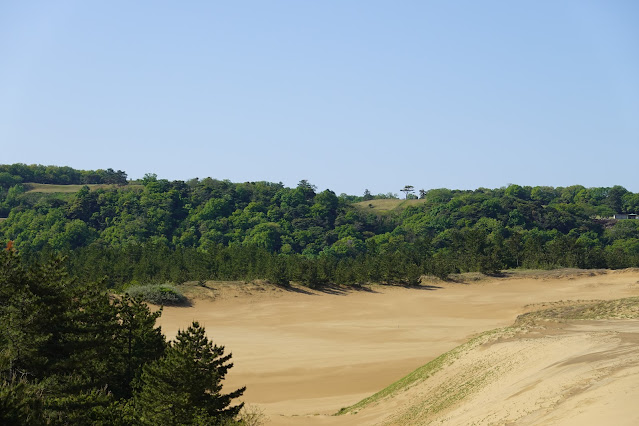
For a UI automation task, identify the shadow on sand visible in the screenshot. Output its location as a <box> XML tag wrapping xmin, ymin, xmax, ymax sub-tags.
<box><xmin>276</xmin><ymin>282</ymin><xmax>443</xmax><ymax>295</ymax></box>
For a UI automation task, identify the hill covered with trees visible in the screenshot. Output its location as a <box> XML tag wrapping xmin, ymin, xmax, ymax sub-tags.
<box><xmin>1</xmin><ymin>163</ymin><xmax>639</xmax><ymax>288</ymax></box>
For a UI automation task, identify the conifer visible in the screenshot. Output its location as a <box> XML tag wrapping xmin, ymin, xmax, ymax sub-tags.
<box><xmin>134</xmin><ymin>321</ymin><xmax>245</xmax><ymax>425</ymax></box>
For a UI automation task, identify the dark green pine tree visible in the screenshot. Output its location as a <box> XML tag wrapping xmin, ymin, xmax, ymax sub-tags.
<box><xmin>0</xmin><ymin>376</ymin><xmax>45</xmax><ymax>425</ymax></box>
<box><xmin>0</xmin><ymin>250</ymin><xmax>119</xmax><ymax>423</ymax></box>
<box><xmin>41</xmin><ymin>281</ymin><xmax>120</xmax><ymax>423</ymax></box>
<box><xmin>0</xmin><ymin>251</ymin><xmax>74</xmax><ymax>379</ymax></box>
<box><xmin>134</xmin><ymin>321</ymin><xmax>245</xmax><ymax>425</ymax></box>
<box><xmin>109</xmin><ymin>294</ymin><xmax>166</xmax><ymax>399</ymax></box>
<box><xmin>265</xmin><ymin>255</ymin><xmax>289</xmax><ymax>286</ymax></box>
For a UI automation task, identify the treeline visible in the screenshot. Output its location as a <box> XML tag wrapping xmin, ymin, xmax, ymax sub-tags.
<box><xmin>0</xmin><ymin>251</ymin><xmax>245</xmax><ymax>424</ymax></box>
<box><xmin>0</xmin><ymin>163</ymin><xmax>128</xmax><ymax>187</ymax></box>
<box><xmin>48</xmin><ymin>228</ymin><xmax>637</xmax><ymax>289</ymax></box>
<box><xmin>2</xmin><ymin>163</ymin><xmax>639</xmax><ymax>286</ymax></box>
<box><xmin>48</xmin><ymin>243</ymin><xmax>424</xmax><ymax>288</ymax></box>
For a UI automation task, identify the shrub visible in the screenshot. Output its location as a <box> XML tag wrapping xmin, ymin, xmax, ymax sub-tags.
<box><xmin>125</xmin><ymin>283</ymin><xmax>188</xmax><ymax>306</ymax></box>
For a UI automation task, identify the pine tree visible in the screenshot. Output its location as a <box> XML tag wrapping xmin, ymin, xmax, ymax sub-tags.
<box><xmin>110</xmin><ymin>294</ymin><xmax>166</xmax><ymax>399</ymax></box>
<box><xmin>265</xmin><ymin>255</ymin><xmax>289</xmax><ymax>286</ymax></box>
<box><xmin>0</xmin><ymin>251</ymin><xmax>120</xmax><ymax>422</ymax></box>
<box><xmin>0</xmin><ymin>376</ymin><xmax>44</xmax><ymax>425</ymax></box>
<box><xmin>134</xmin><ymin>322</ymin><xmax>245</xmax><ymax>425</ymax></box>
<box><xmin>0</xmin><ymin>251</ymin><xmax>73</xmax><ymax>378</ymax></box>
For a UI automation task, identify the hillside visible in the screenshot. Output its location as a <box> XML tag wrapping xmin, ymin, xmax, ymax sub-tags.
<box><xmin>2</xmin><ymin>163</ymin><xmax>639</xmax><ymax>290</ymax></box>
<box><xmin>24</xmin><ymin>183</ymin><xmax>141</xmax><ymax>193</ymax></box>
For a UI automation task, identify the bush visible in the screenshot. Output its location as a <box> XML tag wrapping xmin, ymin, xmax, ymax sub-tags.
<box><xmin>125</xmin><ymin>283</ymin><xmax>188</xmax><ymax>306</ymax></box>
<box><xmin>238</xmin><ymin>404</ymin><xmax>268</xmax><ymax>426</ymax></box>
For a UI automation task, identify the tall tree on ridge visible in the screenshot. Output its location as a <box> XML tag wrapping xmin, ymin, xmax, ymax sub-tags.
<box><xmin>401</xmin><ymin>185</ymin><xmax>415</xmax><ymax>199</ymax></box>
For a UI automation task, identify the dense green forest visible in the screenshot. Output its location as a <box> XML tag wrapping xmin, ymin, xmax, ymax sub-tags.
<box><xmin>0</xmin><ymin>251</ymin><xmax>245</xmax><ymax>424</ymax></box>
<box><xmin>0</xmin><ymin>163</ymin><xmax>128</xmax><ymax>187</ymax></box>
<box><xmin>2</xmin><ymin>163</ymin><xmax>639</xmax><ymax>289</ymax></box>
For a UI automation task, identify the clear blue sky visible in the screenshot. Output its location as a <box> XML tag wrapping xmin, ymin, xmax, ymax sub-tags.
<box><xmin>1</xmin><ymin>1</ymin><xmax>638</xmax><ymax>195</ymax></box>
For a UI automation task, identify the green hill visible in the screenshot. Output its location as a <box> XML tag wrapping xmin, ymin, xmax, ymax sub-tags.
<box><xmin>2</xmin><ymin>163</ymin><xmax>639</xmax><ymax>289</ymax></box>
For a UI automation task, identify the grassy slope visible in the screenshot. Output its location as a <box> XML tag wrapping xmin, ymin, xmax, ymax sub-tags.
<box><xmin>24</xmin><ymin>183</ymin><xmax>141</xmax><ymax>193</ymax></box>
<box><xmin>352</xmin><ymin>199</ymin><xmax>426</xmax><ymax>214</ymax></box>
<box><xmin>516</xmin><ymin>296</ymin><xmax>639</xmax><ymax>322</ymax></box>
<box><xmin>337</xmin><ymin>296</ymin><xmax>639</xmax><ymax>418</ymax></box>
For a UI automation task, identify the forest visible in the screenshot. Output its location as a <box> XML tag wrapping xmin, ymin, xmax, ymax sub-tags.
<box><xmin>0</xmin><ymin>250</ymin><xmax>245</xmax><ymax>424</ymax></box>
<box><xmin>1</xmin><ymin>163</ymin><xmax>639</xmax><ymax>288</ymax></box>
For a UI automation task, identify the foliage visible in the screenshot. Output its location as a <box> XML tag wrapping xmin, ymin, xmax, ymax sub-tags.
<box><xmin>238</xmin><ymin>404</ymin><xmax>268</xmax><ymax>426</ymax></box>
<box><xmin>134</xmin><ymin>321</ymin><xmax>245</xmax><ymax>425</ymax></box>
<box><xmin>126</xmin><ymin>283</ymin><xmax>188</xmax><ymax>306</ymax></box>
<box><xmin>2</xmin><ymin>164</ymin><xmax>639</xmax><ymax>288</ymax></box>
<box><xmin>0</xmin><ymin>376</ymin><xmax>44</xmax><ymax>425</ymax></box>
<box><xmin>0</xmin><ymin>163</ymin><xmax>127</xmax><ymax>188</ymax></box>
<box><xmin>0</xmin><ymin>251</ymin><xmax>242</xmax><ymax>424</ymax></box>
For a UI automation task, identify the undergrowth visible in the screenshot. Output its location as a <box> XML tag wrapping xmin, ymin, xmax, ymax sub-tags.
<box><xmin>125</xmin><ymin>283</ymin><xmax>188</xmax><ymax>306</ymax></box>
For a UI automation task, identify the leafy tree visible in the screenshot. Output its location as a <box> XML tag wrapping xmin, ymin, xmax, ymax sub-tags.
<box><xmin>142</xmin><ymin>173</ymin><xmax>158</xmax><ymax>185</ymax></box>
<box><xmin>607</xmin><ymin>185</ymin><xmax>628</xmax><ymax>213</ymax></box>
<box><xmin>311</xmin><ymin>190</ymin><xmax>339</xmax><ymax>226</ymax></box>
<box><xmin>504</xmin><ymin>184</ymin><xmax>529</xmax><ymax>200</ymax></box>
<box><xmin>249</xmin><ymin>222</ymin><xmax>281</xmax><ymax>251</ymax></box>
<box><xmin>296</xmin><ymin>179</ymin><xmax>316</xmax><ymax>196</ymax></box>
<box><xmin>0</xmin><ymin>172</ymin><xmax>22</xmax><ymax>189</ymax></box>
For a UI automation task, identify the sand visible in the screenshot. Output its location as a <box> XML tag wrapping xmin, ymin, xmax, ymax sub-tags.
<box><xmin>157</xmin><ymin>270</ymin><xmax>639</xmax><ymax>425</ymax></box>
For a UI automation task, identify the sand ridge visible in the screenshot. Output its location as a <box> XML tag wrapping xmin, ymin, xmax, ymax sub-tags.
<box><xmin>156</xmin><ymin>269</ymin><xmax>639</xmax><ymax>425</ymax></box>
<box><xmin>348</xmin><ymin>320</ymin><xmax>639</xmax><ymax>425</ymax></box>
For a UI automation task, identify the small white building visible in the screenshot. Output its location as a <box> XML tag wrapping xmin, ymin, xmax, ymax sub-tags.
<box><xmin>614</xmin><ymin>213</ymin><xmax>638</xmax><ymax>219</ymax></box>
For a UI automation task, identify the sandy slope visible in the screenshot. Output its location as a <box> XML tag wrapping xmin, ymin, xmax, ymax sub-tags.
<box><xmin>346</xmin><ymin>319</ymin><xmax>639</xmax><ymax>425</ymax></box>
<box><xmin>157</xmin><ymin>270</ymin><xmax>639</xmax><ymax>424</ymax></box>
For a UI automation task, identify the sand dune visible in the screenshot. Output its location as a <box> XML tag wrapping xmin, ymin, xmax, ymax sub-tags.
<box><xmin>342</xmin><ymin>318</ymin><xmax>639</xmax><ymax>425</ymax></box>
<box><xmin>157</xmin><ymin>270</ymin><xmax>639</xmax><ymax>424</ymax></box>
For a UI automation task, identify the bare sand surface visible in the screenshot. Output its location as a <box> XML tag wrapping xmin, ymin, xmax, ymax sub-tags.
<box><xmin>346</xmin><ymin>319</ymin><xmax>639</xmax><ymax>425</ymax></box>
<box><xmin>157</xmin><ymin>270</ymin><xmax>639</xmax><ymax>425</ymax></box>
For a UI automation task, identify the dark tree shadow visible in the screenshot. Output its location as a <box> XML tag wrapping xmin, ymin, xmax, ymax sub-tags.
<box><xmin>267</xmin><ymin>281</ymin><xmax>450</xmax><ymax>296</ymax></box>
<box><xmin>160</xmin><ymin>298</ymin><xmax>194</xmax><ymax>308</ymax></box>
<box><xmin>276</xmin><ymin>282</ymin><xmax>380</xmax><ymax>295</ymax></box>
<box><xmin>315</xmin><ymin>283</ymin><xmax>380</xmax><ymax>295</ymax></box>
<box><xmin>276</xmin><ymin>284</ymin><xmax>317</xmax><ymax>296</ymax></box>
<box><xmin>413</xmin><ymin>284</ymin><xmax>443</xmax><ymax>290</ymax></box>
<box><xmin>483</xmin><ymin>271</ymin><xmax>507</xmax><ymax>278</ymax></box>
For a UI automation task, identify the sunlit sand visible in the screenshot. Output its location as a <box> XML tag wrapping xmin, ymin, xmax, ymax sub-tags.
<box><xmin>158</xmin><ymin>270</ymin><xmax>639</xmax><ymax>425</ymax></box>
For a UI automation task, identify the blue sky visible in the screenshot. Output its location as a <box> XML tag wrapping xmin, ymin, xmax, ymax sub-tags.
<box><xmin>1</xmin><ymin>1</ymin><xmax>638</xmax><ymax>195</ymax></box>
